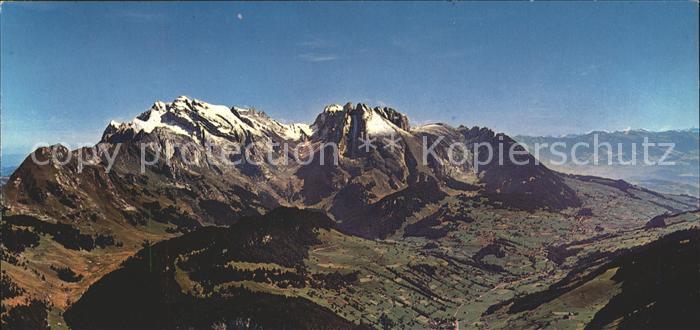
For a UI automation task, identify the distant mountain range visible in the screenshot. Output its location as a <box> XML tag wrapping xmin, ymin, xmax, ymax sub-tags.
<box><xmin>515</xmin><ymin>129</ymin><xmax>700</xmax><ymax>197</ymax></box>
<box><xmin>2</xmin><ymin>97</ymin><xmax>698</xmax><ymax>329</ymax></box>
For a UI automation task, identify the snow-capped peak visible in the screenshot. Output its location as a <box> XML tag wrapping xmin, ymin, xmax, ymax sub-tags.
<box><xmin>309</xmin><ymin>102</ymin><xmax>411</xmax><ymax>143</ymax></box>
<box><xmin>102</xmin><ymin>97</ymin><xmax>312</xmax><ymax>144</ymax></box>
<box><xmin>102</xmin><ymin>97</ymin><xmax>410</xmax><ymax>146</ymax></box>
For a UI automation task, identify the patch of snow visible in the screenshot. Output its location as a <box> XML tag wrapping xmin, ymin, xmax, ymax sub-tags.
<box><xmin>365</xmin><ymin>109</ymin><xmax>397</xmax><ymax>136</ymax></box>
<box><xmin>296</xmin><ymin>123</ymin><xmax>314</xmax><ymax>137</ymax></box>
<box><xmin>324</xmin><ymin>104</ymin><xmax>344</xmax><ymax>113</ymax></box>
<box><xmin>106</xmin><ymin>97</ymin><xmax>324</xmax><ymax>143</ymax></box>
<box><xmin>131</xmin><ymin>110</ymin><xmax>193</xmax><ymax>138</ymax></box>
<box><xmin>234</xmin><ymin>107</ymin><xmax>312</xmax><ymax>141</ymax></box>
<box><xmin>279</xmin><ymin>123</ymin><xmax>313</xmax><ymax>140</ymax></box>
<box><xmin>412</xmin><ymin>123</ymin><xmax>453</xmax><ymax>135</ymax></box>
<box><xmin>198</xmin><ymin>103</ymin><xmax>264</xmax><ymax>137</ymax></box>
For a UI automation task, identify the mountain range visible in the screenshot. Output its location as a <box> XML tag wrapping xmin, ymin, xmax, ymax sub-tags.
<box><xmin>515</xmin><ymin>129</ymin><xmax>700</xmax><ymax>197</ymax></box>
<box><xmin>1</xmin><ymin>96</ymin><xmax>698</xmax><ymax>329</ymax></box>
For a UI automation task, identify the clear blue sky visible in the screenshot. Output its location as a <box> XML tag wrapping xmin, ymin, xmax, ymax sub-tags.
<box><xmin>2</xmin><ymin>1</ymin><xmax>698</xmax><ymax>159</ymax></box>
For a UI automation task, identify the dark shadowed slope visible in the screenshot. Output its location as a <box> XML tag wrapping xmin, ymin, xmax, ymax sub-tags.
<box><xmin>63</xmin><ymin>208</ymin><xmax>362</xmax><ymax>329</ymax></box>
<box><xmin>585</xmin><ymin>229</ymin><xmax>700</xmax><ymax>329</ymax></box>
<box><xmin>482</xmin><ymin>225</ymin><xmax>700</xmax><ymax>329</ymax></box>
